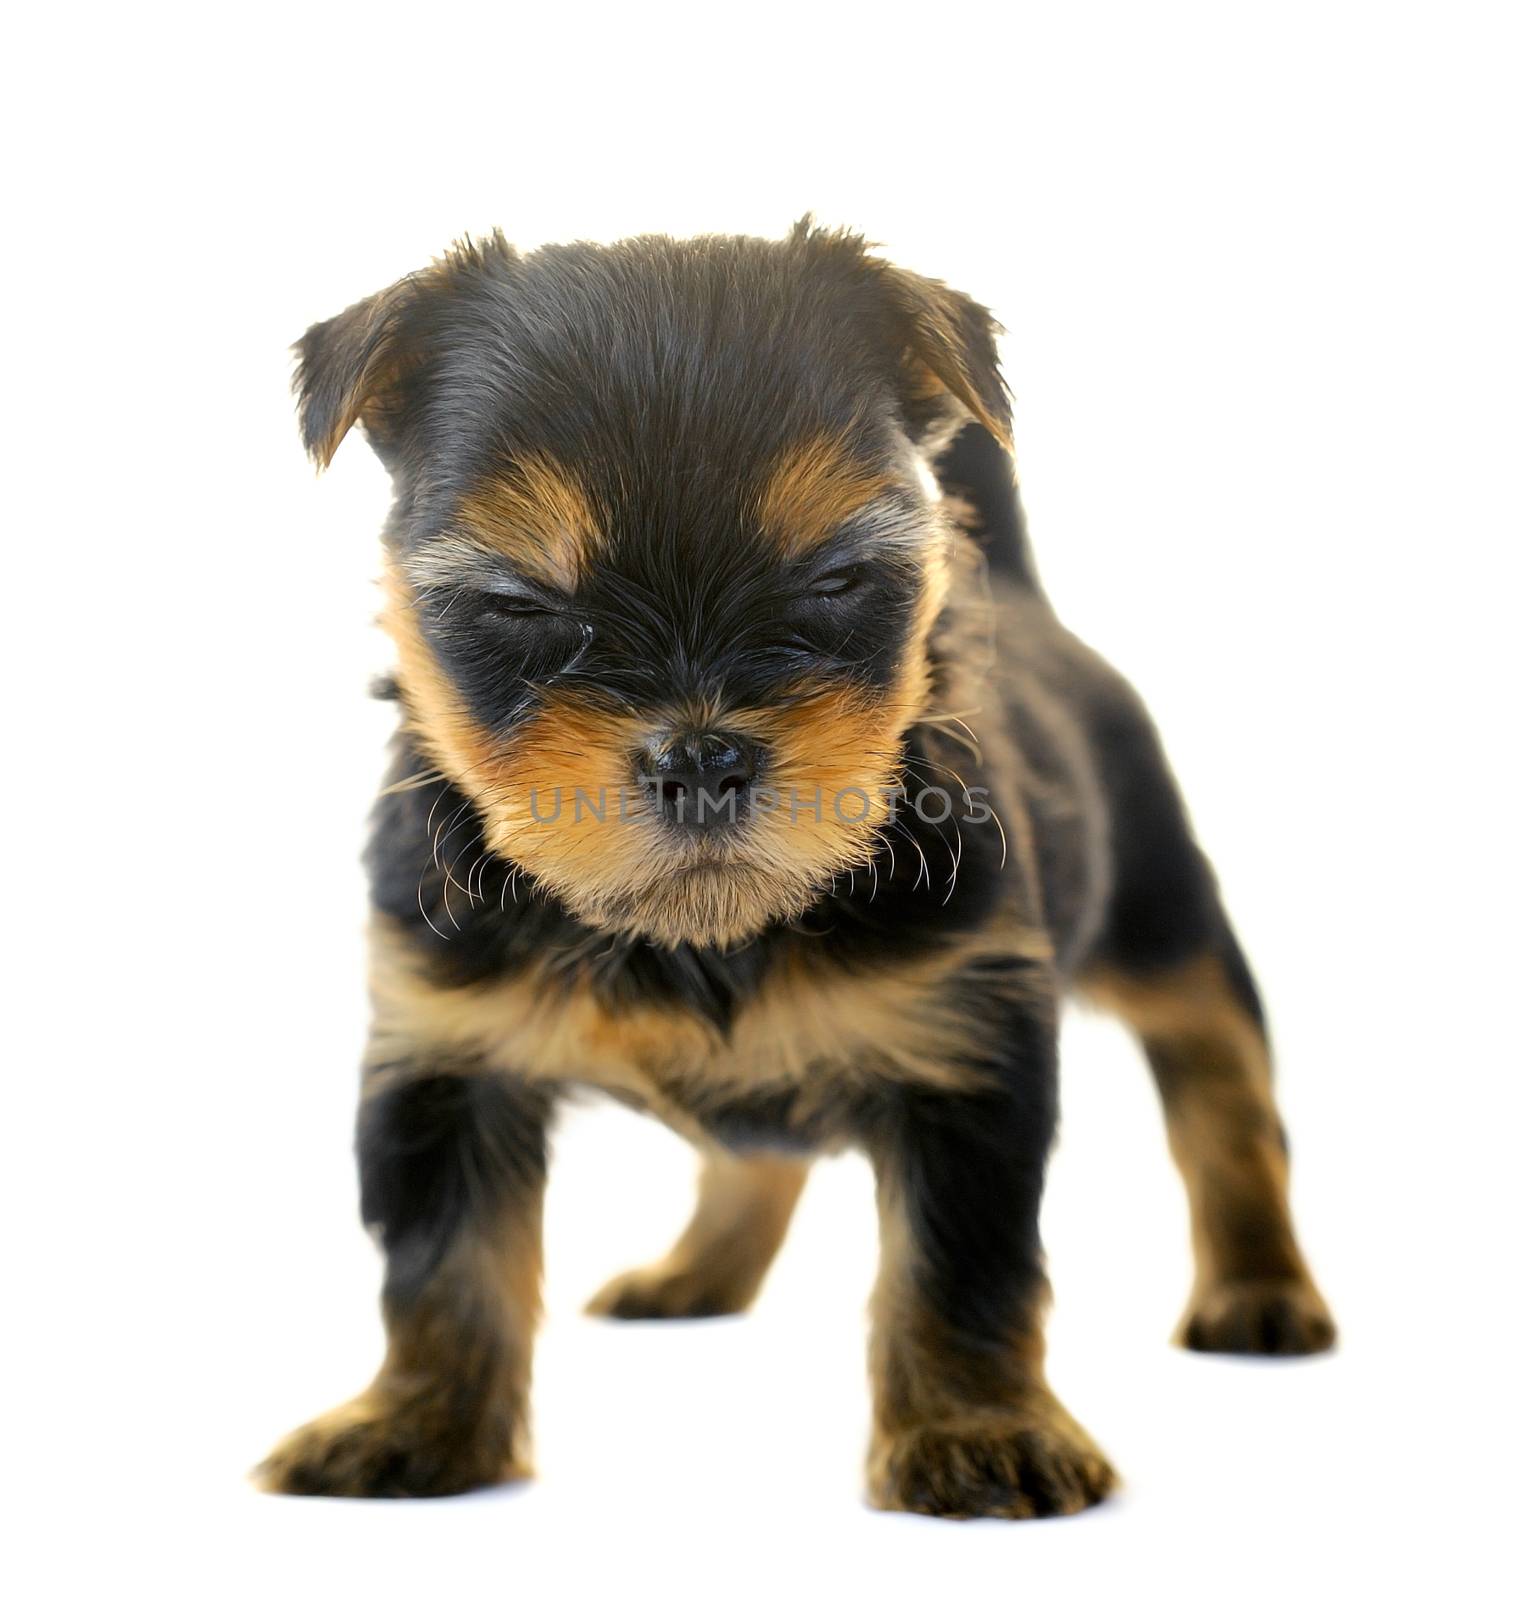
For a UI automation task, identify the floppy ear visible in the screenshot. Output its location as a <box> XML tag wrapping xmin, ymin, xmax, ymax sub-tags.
<box><xmin>882</xmin><ymin>267</ymin><xmax>1014</xmax><ymax>454</ymax></box>
<box><xmin>294</xmin><ymin>233</ymin><xmax>519</xmax><ymax>469</ymax></box>
<box><xmin>786</xmin><ymin>217</ymin><xmax>1014</xmax><ymax>454</ymax></box>
<box><xmin>292</xmin><ymin>278</ymin><xmax>424</xmax><ymax>469</ymax></box>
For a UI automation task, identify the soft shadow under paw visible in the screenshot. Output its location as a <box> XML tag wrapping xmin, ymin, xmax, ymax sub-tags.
<box><xmin>255</xmin><ymin>1395</ymin><xmax>526</xmax><ymax>1499</ymax></box>
<box><xmin>1180</xmin><ymin>1278</ymin><xmax>1337</xmax><ymax>1356</ymax></box>
<box><xmin>869</xmin><ymin>1407</ymin><xmax>1117</xmax><ymax>1521</ymax></box>
<box><xmin>585</xmin><ymin>1264</ymin><xmax>752</xmax><ymax>1321</ymax></box>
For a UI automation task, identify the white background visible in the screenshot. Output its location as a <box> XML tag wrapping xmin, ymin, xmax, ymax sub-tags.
<box><xmin>6</xmin><ymin>4</ymin><xmax>1511</xmax><ymax>1596</ymax></box>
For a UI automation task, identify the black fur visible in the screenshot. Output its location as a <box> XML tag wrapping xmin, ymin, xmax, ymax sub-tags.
<box><xmin>872</xmin><ymin>1074</ymin><xmax>1055</xmax><ymax>1347</ymax></box>
<box><xmin>934</xmin><ymin>420</ymin><xmax>1041</xmax><ymax>592</ymax></box>
<box><xmin>359</xmin><ymin>1071</ymin><xmax>553</xmax><ymax>1304</ymax></box>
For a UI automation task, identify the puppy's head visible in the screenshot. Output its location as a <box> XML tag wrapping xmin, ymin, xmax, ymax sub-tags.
<box><xmin>296</xmin><ymin>221</ymin><xmax>1011</xmax><ymax>947</ymax></box>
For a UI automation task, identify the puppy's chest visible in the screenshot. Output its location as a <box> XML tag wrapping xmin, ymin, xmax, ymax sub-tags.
<box><xmin>422</xmin><ymin>973</ymin><xmax>857</xmax><ymax>1133</ymax></box>
<box><xmin>532</xmin><ymin>987</ymin><xmax>835</xmax><ymax>1142</ymax></box>
<box><xmin>374</xmin><ymin>945</ymin><xmax>978</xmax><ymax>1143</ymax></box>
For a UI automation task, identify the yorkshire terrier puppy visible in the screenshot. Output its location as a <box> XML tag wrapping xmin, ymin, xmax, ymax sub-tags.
<box><xmin>258</xmin><ymin>220</ymin><xmax>1334</xmax><ymax>1517</ymax></box>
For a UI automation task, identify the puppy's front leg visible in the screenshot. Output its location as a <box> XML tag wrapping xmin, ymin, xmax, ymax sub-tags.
<box><xmin>258</xmin><ymin>1065</ymin><xmax>551</xmax><ymax>1497</ymax></box>
<box><xmin>864</xmin><ymin>994</ymin><xmax>1114</xmax><ymax>1519</ymax></box>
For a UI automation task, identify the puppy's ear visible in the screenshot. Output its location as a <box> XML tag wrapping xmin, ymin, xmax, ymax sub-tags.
<box><xmin>294</xmin><ymin>233</ymin><xmax>517</xmax><ymax>468</ymax></box>
<box><xmin>787</xmin><ymin>218</ymin><xmax>1013</xmax><ymax>454</ymax></box>
<box><xmin>292</xmin><ymin>277</ymin><xmax>425</xmax><ymax>469</ymax></box>
<box><xmin>882</xmin><ymin>267</ymin><xmax>1013</xmax><ymax>454</ymax></box>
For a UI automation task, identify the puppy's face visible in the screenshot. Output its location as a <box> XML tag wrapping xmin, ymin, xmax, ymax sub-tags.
<box><xmin>297</xmin><ymin>223</ymin><xmax>1011</xmax><ymax>947</ymax></box>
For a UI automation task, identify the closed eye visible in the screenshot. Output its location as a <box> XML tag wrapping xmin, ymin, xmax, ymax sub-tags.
<box><xmin>810</xmin><ymin>563</ymin><xmax>868</xmax><ymax>599</ymax></box>
<box><xmin>477</xmin><ymin>592</ymin><xmax>560</xmax><ymax>619</ymax></box>
<box><xmin>430</xmin><ymin>583</ymin><xmax>589</xmax><ymax>653</ymax></box>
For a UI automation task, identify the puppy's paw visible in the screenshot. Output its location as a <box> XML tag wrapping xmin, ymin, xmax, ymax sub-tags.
<box><xmin>868</xmin><ymin>1406</ymin><xmax>1116</xmax><ymax>1521</ymax></box>
<box><xmin>585</xmin><ymin>1262</ymin><xmax>752</xmax><ymax>1320</ymax></box>
<box><xmin>255</xmin><ymin>1393</ymin><xmax>526</xmax><ymax>1498</ymax></box>
<box><xmin>1179</xmin><ymin>1277</ymin><xmax>1336</xmax><ymax>1356</ymax></box>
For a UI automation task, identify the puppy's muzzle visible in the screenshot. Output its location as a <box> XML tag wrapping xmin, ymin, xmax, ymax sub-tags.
<box><xmin>636</xmin><ymin>729</ymin><xmax>766</xmax><ymax>836</ymax></box>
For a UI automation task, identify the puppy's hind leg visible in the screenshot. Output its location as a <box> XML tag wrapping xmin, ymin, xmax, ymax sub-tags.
<box><xmin>587</xmin><ymin>1148</ymin><xmax>808</xmax><ymax>1319</ymax></box>
<box><xmin>1078</xmin><ymin>707</ymin><xmax>1335</xmax><ymax>1357</ymax></box>
<box><xmin>1085</xmin><ymin>941</ymin><xmax>1335</xmax><ymax>1355</ymax></box>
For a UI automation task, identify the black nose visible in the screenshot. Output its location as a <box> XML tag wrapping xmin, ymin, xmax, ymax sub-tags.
<box><xmin>637</xmin><ymin>730</ymin><xmax>764</xmax><ymax>834</ymax></box>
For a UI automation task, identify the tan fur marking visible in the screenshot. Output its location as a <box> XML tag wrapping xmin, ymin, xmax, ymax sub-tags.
<box><xmin>586</xmin><ymin>1150</ymin><xmax>809</xmax><ymax>1317</ymax></box>
<box><xmin>380</xmin><ymin>562</ymin><xmax>506</xmax><ymax>792</ymax></box>
<box><xmin>1080</xmin><ymin>954</ymin><xmax>1296</xmax><ymax>1280</ymax></box>
<box><xmin>457</xmin><ymin>454</ymin><xmax>602</xmax><ymax>588</ymax></box>
<box><xmin>366</xmin><ymin>916</ymin><xmax>1054</xmax><ymax>1130</ymax></box>
<box><xmin>1080</xmin><ymin>956</ymin><xmax>1334</xmax><ymax>1351</ymax></box>
<box><xmin>1080</xmin><ymin>954</ymin><xmax>1263</xmax><ymax>1045</ymax></box>
<box><xmin>755</xmin><ymin>434</ymin><xmax>901</xmax><ymax>553</ymax></box>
